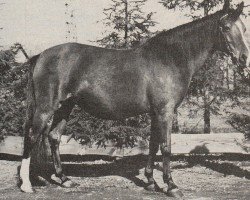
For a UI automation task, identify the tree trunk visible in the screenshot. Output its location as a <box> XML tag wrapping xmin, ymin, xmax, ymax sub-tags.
<box><xmin>172</xmin><ymin>110</ymin><xmax>179</xmax><ymax>133</ymax></box>
<box><xmin>226</xmin><ymin>68</ymin><xmax>230</xmax><ymax>89</ymax></box>
<box><xmin>233</xmin><ymin>70</ymin><xmax>237</xmax><ymax>91</ymax></box>
<box><xmin>203</xmin><ymin>2</ymin><xmax>211</xmax><ymax>134</ymax></box>
<box><xmin>203</xmin><ymin>89</ymin><xmax>211</xmax><ymax>134</ymax></box>
<box><xmin>203</xmin><ymin>0</ymin><xmax>209</xmax><ymax>16</ymax></box>
<box><xmin>124</xmin><ymin>0</ymin><xmax>129</xmax><ymax>49</ymax></box>
<box><xmin>204</xmin><ymin>105</ymin><xmax>211</xmax><ymax>133</ymax></box>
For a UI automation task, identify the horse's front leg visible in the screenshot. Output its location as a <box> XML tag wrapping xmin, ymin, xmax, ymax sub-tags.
<box><xmin>145</xmin><ymin>112</ymin><xmax>160</xmax><ymax>191</ymax></box>
<box><xmin>157</xmin><ymin>104</ymin><xmax>183</xmax><ymax>198</ymax></box>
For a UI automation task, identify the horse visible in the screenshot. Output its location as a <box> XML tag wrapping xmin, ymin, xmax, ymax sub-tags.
<box><xmin>19</xmin><ymin>1</ymin><xmax>249</xmax><ymax>197</ymax></box>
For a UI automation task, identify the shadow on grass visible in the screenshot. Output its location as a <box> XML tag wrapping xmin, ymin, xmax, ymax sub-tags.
<box><xmin>190</xmin><ymin>144</ymin><xmax>210</xmax><ymax>154</ymax></box>
<box><xmin>6</xmin><ymin>153</ymin><xmax>250</xmax><ymax>189</ymax></box>
<box><xmin>187</xmin><ymin>157</ymin><xmax>250</xmax><ymax>179</ymax></box>
<box><xmin>26</xmin><ymin>154</ymin><xmax>192</xmax><ymax>188</ymax></box>
<box><xmin>33</xmin><ymin>155</ymin><xmax>152</xmax><ymax>188</ymax></box>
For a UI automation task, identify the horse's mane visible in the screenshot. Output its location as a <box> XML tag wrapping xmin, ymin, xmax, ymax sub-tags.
<box><xmin>146</xmin><ymin>9</ymin><xmax>227</xmax><ymax>46</ymax></box>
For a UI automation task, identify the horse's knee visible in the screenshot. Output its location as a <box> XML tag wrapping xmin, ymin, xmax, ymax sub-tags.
<box><xmin>31</xmin><ymin>111</ymin><xmax>52</xmax><ymax>137</ymax></box>
<box><xmin>48</xmin><ymin>119</ymin><xmax>66</xmax><ymax>146</ymax></box>
<box><xmin>24</xmin><ymin>127</ymin><xmax>39</xmax><ymax>145</ymax></box>
<box><xmin>48</xmin><ymin>130</ymin><xmax>60</xmax><ymax>146</ymax></box>
<box><xmin>152</xmin><ymin>144</ymin><xmax>159</xmax><ymax>154</ymax></box>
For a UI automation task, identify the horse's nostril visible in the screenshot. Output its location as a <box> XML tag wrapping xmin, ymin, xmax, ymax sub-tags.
<box><xmin>239</xmin><ymin>54</ymin><xmax>247</xmax><ymax>65</ymax></box>
<box><xmin>241</xmin><ymin>54</ymin><xmax>247</xmax><ymax>62</ymax></box>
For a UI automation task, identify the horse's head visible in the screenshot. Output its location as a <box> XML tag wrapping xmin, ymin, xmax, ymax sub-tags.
<box><xmin>218</xmin><ymin>2</ymin><xmax>249</xmax><ymax>69</ymax></box>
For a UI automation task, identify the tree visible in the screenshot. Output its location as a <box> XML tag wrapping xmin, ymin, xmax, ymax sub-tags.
<box><xmin>97</xmin><ymin>0</ymin><xmax>156</xmax><ymax>49</ymax></box>
<box><xmin>187</xmin><ymin>53</ymin><xmax>239</xmax><ymax>132</ymax></box>
<box><xmin>0</xmin><ymin>49</ymin><xmax>15</xmax><ymax>73</ymax></box>
<box><xmin>227</xmin><ymin>59</ymin><xmax>250</xmax><ymax>139</ymax></box>
<box><xmin>0</xmin><ymin>45</ymin><xmax>30</xmax><ymax>139</ymax></box>
<box><xmin>160</xmin><ymin>0</ymin><xmax>243</xmax><ymax>133</ymax></box>
<box><xmin>160</xmin><ymin>0</ymin><xmax>224</xmax><ymax>19</ymax></box>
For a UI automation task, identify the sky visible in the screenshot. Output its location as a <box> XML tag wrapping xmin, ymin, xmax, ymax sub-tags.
<box><xmin>0</xmin><ymin>0</ymin><xmax>249</xmax><ymax>56</ymax></box>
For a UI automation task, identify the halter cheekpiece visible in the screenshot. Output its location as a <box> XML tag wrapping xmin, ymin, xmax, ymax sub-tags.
<box><xmin>218</xmin><ymin>14</ymin><xmax>239</xmax><ymax>65</ymax></box>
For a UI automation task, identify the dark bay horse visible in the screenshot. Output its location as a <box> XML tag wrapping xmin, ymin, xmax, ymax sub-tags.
<box><xmin>20</xmin><ymin>2</ymin><xmax>249</xmax><ymax>197</ymax></box>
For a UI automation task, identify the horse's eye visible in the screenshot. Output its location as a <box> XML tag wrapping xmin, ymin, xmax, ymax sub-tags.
<box><xmin>223</xmin><ymin>26</ymin><xmax>231</xmax><ymax>32</ymax></box>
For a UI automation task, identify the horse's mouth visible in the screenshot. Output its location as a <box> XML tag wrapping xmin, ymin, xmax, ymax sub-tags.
<box><xmin>238</xmin><ymin>59</ymin><xmax>250</xmax><ymax>73</ymax></box>
<box><xmin>243</xmin><ymin>66</ymin><xmax>250</xmax><ymax>75</ymax></box>
<box><xmin>236</xmin><ymin>58</ymin><xmax>250</xmax><ymax>76</ymax></box>
<box><xmin>231</xmin><ymin>56</ymin><xmax>240</xmax><ymax>66</ymax></box>
<box><xmin>238</xmin><ymin>59</ymin><xmax>247</xmax><ymax>68</ymax></box>
<box><xmin>231</xmin><ymin>55</ymin><xmax>246</xmax><ymax>68</ymax></box>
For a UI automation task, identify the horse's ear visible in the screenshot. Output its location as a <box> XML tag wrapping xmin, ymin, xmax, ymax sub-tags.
<box><xmin>231</xmin><ymin>2</ymin><xmax>244</xmax><ymax>20</ymax></box>
<box><xmin>223</xmin><ymin>0</ymin><xmax>230</xmax><ymax>12</ymax></box>
<box><xmin>236</xmin><ymin>2</ymin><xmax>244</xmax><ymax>15</ymax></box>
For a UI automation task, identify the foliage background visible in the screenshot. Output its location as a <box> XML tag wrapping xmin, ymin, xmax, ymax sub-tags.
<box><xmin>0</xmin><ymin>0</ymin><xmax>250</xmax><ymax>145</ymax></box>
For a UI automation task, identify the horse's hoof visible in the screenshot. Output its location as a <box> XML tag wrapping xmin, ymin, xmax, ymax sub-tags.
<box><xmin>62</xmin><ymin>180</ymin><xmax>79</xmax><ymax>188</ymax></box>
<box><xmin>145</xmin><ymin>182</ymin><xmax>155</xmax><ymax>191</ymax></box>
<box><xmin>167</xmin><ymin>188</ymin><xmax>184</xmax><ymax>198</ymax></box>
<box><xmin>51</xmin><ymin>174</ymin><xmax>79</xmax><ymax>188</ymax></box>
<box><xmin>20</xmin><ymin>184</ymin><xmax>35</xmax><ymax>193</ymax></box>
<box><xmin>162</xmin><ymin>186</ymin><xmax>169</xmax><ymax>194</ymax></box>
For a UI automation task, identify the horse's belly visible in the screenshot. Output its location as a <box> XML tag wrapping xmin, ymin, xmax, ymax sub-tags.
<box><xmin>76</xmin><ymin>90</ymin><xmax>149</xmax><ymax>120</ymax></box>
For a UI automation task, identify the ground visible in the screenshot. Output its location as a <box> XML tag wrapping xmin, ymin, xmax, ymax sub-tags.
<box><xmin>0</xmin><ymin>155</ymin><xmax>249</xmax><ymax>200</ymax></box>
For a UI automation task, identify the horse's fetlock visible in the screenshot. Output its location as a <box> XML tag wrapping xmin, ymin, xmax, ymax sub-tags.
<box><xmin>168</xmin><ymin>181</ymin><xmax>178</xmax><ymax>190</ymax></box>
<box><xmin>145</xmin><ymin>166</ymin><xmax>153</xmax><ymax>177</ymax></box>
<box><xmin>163</xmin><ymin>174</ymin><xmax>174</xmax><ymax>185</ymax></box>
<box><xmin>160</xmin><ymin>144</ymin><xmax>171</xmax><ymax>156</ymax></box>
<box><xmin>55</xmin><ymin>171</ymin><xmax>64</xmax><ymax>179</ymax></box>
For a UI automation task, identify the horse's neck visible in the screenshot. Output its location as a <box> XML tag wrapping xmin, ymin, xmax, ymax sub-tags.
<box><xmin>142</xmin><ymin>16</ymin><xmax>219</xmax><ymax>75</ymax></box>
<box><xmin>185</xmin><ymin>24</ymin><xmax>217</xmax><ymax>74</ymax></box>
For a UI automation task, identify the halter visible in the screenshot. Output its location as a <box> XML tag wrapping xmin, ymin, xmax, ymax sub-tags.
<box><xmin>218</xmin><ymin>14</ymin><xmax>250</xmax><ymax>76</ymax></box>
<box><xmin>218</xmin><ymin>14</ymin><xmax>239</xmax><ymax>66</ymax></box>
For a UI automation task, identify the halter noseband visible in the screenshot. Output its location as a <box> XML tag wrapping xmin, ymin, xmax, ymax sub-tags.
<box><xmin>218</xmin><ymin>14</ymin><xmax>239</xmax><ymax>66</ymax></box>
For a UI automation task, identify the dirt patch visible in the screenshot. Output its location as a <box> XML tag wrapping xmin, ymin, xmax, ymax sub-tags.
<box><xmin>0</xmin><ymin>158</ymin><xmax>249</xmax><ymax>200</ymax></box>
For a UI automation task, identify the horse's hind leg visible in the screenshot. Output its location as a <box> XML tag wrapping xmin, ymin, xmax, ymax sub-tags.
<box><xmin>20</xmin><ymin>120</ymin><xmax>34</xmax><ymax>193</ymax></box>
<box><xmin>145</xmin><ymin>112</ymin><xmax>160</xmax><ymax>191</ymax></box>
<box><xmin>48</xmin><ymin>99</ymin><xmax>77</xmax><ymax>187</ymax></box>
<box><xmin>20</xmin><ymin>110</ymin><xmax>52</xmax><ymax>193</ymax></box>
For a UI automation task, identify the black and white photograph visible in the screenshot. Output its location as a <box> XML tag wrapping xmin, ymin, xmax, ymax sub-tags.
<box><xmin>0</xmin><ymin>0</ymin><xmax>250</xmax><ymax>199</ymax></box>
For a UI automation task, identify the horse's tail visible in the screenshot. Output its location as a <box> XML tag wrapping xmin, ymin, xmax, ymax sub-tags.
<box><xmin>24</xmin><ymin>54</ymin><xmax>51</xmax><ymax>167</ymax></box>
<box><xmin>25</xmin><ymin>54</ymin><xmax>39</xmax><ymax>124</ymax></box>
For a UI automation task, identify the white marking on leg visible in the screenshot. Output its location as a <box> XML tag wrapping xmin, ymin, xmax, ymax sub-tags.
<box><xmin>20</xmin><ymin>157</ymin><xmax>33</xmax><ymax>193</ymax></box>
